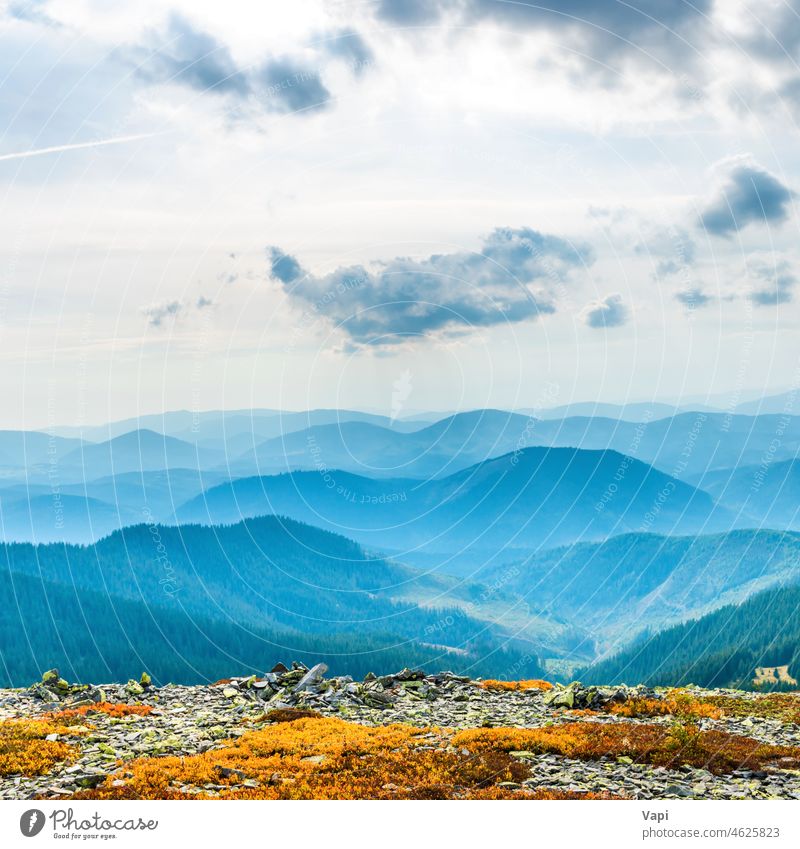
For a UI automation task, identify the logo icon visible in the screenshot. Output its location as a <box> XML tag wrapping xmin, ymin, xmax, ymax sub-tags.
<box><xmin>20</xmin><ymin>810</ymin><xmax>46</xmax><ymax>837</ymax></box>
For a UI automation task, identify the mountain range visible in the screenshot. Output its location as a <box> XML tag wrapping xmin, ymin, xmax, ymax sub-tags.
<box><xmin>2</xmin><ymin>401</ymin><xmax>799</xmax><ymax>686</ymax></box>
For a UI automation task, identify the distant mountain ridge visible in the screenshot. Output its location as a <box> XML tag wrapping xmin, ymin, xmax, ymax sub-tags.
<box><xmin>175</xmin><ymin>446</ymin><xmax>736</xmax><ymax>556</ymax></box>
<box><xmin>223</xmin><ymin>409</ymin><xmax>800</xmax><ymax>481</ymax></box>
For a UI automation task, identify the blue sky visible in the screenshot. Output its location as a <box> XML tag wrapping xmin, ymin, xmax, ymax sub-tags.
<box><xmin>1</xmin><ymin>0</ymin><xmax>799</xmax><ymax>427</ymax></box>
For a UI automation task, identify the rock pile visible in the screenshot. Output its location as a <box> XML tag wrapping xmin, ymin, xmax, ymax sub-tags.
<box><xmin>214</xmin><ymin>663</ymin><xmax>473</xmax><ymax>711</ymax></box>
<box><xmin>543</xmin><ymin>682</ymin><xmax>655</xmax><ymax>710</ymax></box>
<box><xmin>27</xmin><ymin>669</ymin><xmax>154</xmax><ymax>706</ymax></box>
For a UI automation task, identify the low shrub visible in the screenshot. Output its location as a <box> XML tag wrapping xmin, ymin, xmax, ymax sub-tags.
<box><xmin>454</xmin><ymin>720</ymin><xmax>800</xmax><ymax>775</ymax></box>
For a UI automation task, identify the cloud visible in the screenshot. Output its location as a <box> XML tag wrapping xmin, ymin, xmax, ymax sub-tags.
<box><xmin>140</xmin><ymin>300</ymin><xmax>182</xmax><ymax>327</ymax></box>
<box><xmin>675</xmin><ymin>288</ymin><xmax>712</xmax><ymax>309</ymax></box>
<box><xmin>741</xmin><ymin>2</ymin><xmax>800</xmax><ymax>68</ymax></box>
<box><xmin>583</xmin><ymin>293</ymin><xmax>629</xmax><ymax>328</ymax></box>
<box><xmin>376</xmin><ymin>0</ymin><xmax>441</xmax><ymax>25</ymax></box>
<box><xmin>196</xmin><ymin>295</ymin><xmax>214</xmax><ymax>309</ymax></box>
<box><xmin>324</xmin><ymin>28</ymin><xmax>373</xmax><ymax>73</ymax></box>
<box><xmin>747</xmin><ymin>255</ymin><xmax>798</xmax><ymax>306</ymax></box>
<box><xmin>256</xmin><ymin>59</ymin><xmax>330</xmax><ymax>112</ymax></box>
<box><xmin>634</xmin><ymin>225</ymin><xmax>697</xmax><ymax>277</ymax></box>
<box><xmin>131</xmin><ymin>14</ymin><xmax>330</xmax><ymax>114</ymax></box>
<box><xmin>134</xmin><ymin>14</ymin><xmax>249</xmax><ymax>96</ymax></box>
<box><xmin>6</xmin><ymin>0</ymin><xmax>58</xmax><ymax>26</ymax></box>
<box><xmin>268</xmin><ymin>246</ymin><xmax>305</xmax><ymax>284</ymax></box>
<box><xmin>269</xmin><ymin>227</ymin><xmax>593</xmax><ymax>345</ymax></box>
<box><xmin>699</xmin><ymin>157</ymin><xmax>796</xmax><ymax>237</ymax></box>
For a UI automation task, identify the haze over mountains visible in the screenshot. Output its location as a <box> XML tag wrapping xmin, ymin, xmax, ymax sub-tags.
<box><xmin>2</xmin><ymin>398</ymin><xmax>799</xmax><ymax>686</ymax></box>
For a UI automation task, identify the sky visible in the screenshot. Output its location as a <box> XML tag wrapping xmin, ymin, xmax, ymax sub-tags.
<box><xmin>1</xmin><ymin>0</ymin><xmax>800</xmax><ymax>428</ymax></box>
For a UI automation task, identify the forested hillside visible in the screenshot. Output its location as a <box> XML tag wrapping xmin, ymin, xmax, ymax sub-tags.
<box><xmin>0</xmin><ymin>571</ymin><xmax>544</xmax><ymax>687</ymax></box>
<box><xmin>581</xmin><ymin>583</ymin><xmax>800</xmax><ymax>689</ymax></box>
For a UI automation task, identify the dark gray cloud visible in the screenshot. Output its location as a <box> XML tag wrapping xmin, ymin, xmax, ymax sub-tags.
<box><xmin>583</xmin><ymin>293</ymin><xmax>629</xmax><ymax>328</ymax></box>
<box><xmin>699</xmin><ymin>158</ymin><xmax>796</xmax><ymax>237</ymax></box>
<box><xmin>376</xmin><ymin>0</ymin><xmax>712</xmax><ymax>76</ymax></box>
<box><xmin>270</xmin><ymin>227</ymin><xmax>593</xmax><ymax>345</ymax></box>
<box><xmin>675</xmin><ymin>287</ymin><xmax>712</xmax><ymax>309</ymax></box>
<box><xmin>748</xmin><ymin>256</ymin><xmax>798</xmax><ymax>306</ymax></box>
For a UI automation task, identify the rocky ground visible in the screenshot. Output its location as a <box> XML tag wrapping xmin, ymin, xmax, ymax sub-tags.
<box><xmin>2</xmin><ymin>664</ymin><xmax>800</xmax><ymax>800</ymax></box>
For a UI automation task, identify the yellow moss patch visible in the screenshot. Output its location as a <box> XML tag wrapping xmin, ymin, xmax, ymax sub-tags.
<box><xmin>480</xmin><ymin>679</ymin><xmax>554</xmax><ymax>692</ymax></box>
<box><xmin>0</xmin><ymin>720</ymin><xmax>80</xmax><ymax>776</ymax></box>
<box><xmin>454</xmin><ymin>721</ymin><xmax>800</xmax><ymax>775</ymax></box>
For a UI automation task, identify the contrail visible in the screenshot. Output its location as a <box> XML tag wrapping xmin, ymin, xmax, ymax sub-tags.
<box><xmin>0</xmin><ymin>131</ymin><xmax>164</xmax><ymax>163</ymax></box>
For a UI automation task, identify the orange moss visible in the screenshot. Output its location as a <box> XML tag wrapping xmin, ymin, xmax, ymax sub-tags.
<box><xmin>73</xmin><ymin>716</ymin><xmax>537</xmax><ymax>800</ymax></box>
<box><xmin>607</xmin><ymin>692</ymin><xmax>722</xmax><ymax>721</ymax></box>
<box><xmin>454</xmin><ymin>721</ymin><xmax>800</xmax><ymax>775</ymax></box>
<box><xmin>0</xmin><ymin>720</ymin><xmax>79</xmax><ymax>776</ymax></box>
<box><xmin>47</xmin><ymin>702</ymin><xmax>153</xmax><ymax>723</ymax></box>
<box><xmin>480</xmin><ymin>679</ymin><xmax>554</xmax><ymax>692</ymax></box>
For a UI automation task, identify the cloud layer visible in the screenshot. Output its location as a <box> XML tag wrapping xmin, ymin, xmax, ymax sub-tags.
<box><xmin>269</xmin><ymin>227</ymin><xmax>594</xmax><ymax>345</ymax></box>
